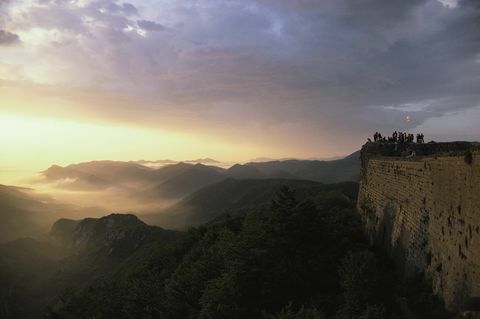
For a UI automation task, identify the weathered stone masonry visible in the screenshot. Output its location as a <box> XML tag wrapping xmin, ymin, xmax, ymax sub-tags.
<box><xmin>357</xmin><ymin>142</ymin><xmax>480</xmax><ymax>310</ymax></box>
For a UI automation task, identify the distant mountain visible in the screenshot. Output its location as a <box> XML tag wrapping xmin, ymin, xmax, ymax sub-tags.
<box><xmin>68</xmin><ymin>161</ymin><xmax>155</xmax><ymax>185</ymax></box>
<box><xmin>0</xmin><ymin>184</ymin><xmax>108</xmax><ymax>243</ymax></box>
<box><xmin>134</xmin><ymin>159</ymin><xmax>177</xmax><ymax>165</ymax></box>
<box><xmin>148</xmin><ymin>164</ymin><xmax>225</xmax><ymax>199</ymax></box>
<box><xmin>39</xmin><ymin>161</ymin><xmax>223</xmax><ymax>199</ymax></box>
<box><xmin>142</xmin><ymin>178</ymin><xmax>358</xmax><ymax>229</ymax></box>
<box><xmin>147</xmin><ymin>162</ymin><xmax>193</xmax><ymax>183</ymax></box>
<box><xmin>0</xmin><ymin>185</ymin><xmax>62</xmax><ymax>243</ymax></box>
<box><xmin>224</xmin><ymin>163</ymin><xmax>267</xmax><ymax>179</ymax></box>
<box><xmin>185</xmin><ymin>158</ymin><xmax>220</xmax><ymax>164</ymax></box>
<box><xmin>240</xmin><ymin>151</ymin><xmax>360</xmax><ymax>183</ymax></box>
<box><xmin>37</xmin><ymin>153</ymin><xmax>360</xmax><ymax>208</ymax></box>
<box><xmin>248</xmin><ymin>155</ymin><xmax>346</xmax><ymax>162</ymax></box>
<box><xmin>248</xmin><ymin>157</ymin><xmax>277</xmax><ymax>162</ymax></box>
<box><xmin>41</xmin><ymin>164</ymin><xmax>113</xmax><ymax>190</ymax></box>
<box><xmin>134</xmin><ymin>158</ymin><xmax>220</xmax><ymax>165</ymax></box>
<box><xmin>41</xmin><ymin>161</ymin><xmax>155</xmax><ymax>190</ymax></box>
<box><xmin>307</xmin><ymin>155</ymin><xmax>345</xmax><ymax>161</ymax></box>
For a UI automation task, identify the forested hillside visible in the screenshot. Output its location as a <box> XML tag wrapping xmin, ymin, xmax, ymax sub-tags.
<box><xmin>143</xmin><ymin>179</ymin><xmax>358</xmax><ymax>229</ymax></box>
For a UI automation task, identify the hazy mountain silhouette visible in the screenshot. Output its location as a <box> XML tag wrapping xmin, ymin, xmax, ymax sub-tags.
<box><xmin>0</xmin><ymin>185</ymin><xmax>61</xmax><ymax>242</ymax></box>
<box><xmin>40</xmin><ymin>161</ymin><xmax>224</xmax><ymax>198</ymax></box>
<box><xmin>41</xmin><ymin>161</ymin><xmax>155</xmax><ymax>190</ymax></box>
<box><xmin>142</xmin><ymin>179</ymin><xmax>358</xmax><ymax>229</ymax></box>
<box><xmin>150</xmin><ymin>162</ymin><xmax>193</xmax><ymax>180</ymax></box>
<box><xmin>0</xmin><ymin>184</ymin><xmax>107</xmax><ymax>243</ymax></box>
<box><xmin>148</xmin><ymin>164</ymin><xmax>225</xmax><ymax>199</ymax></box>
<box><xmin>185</xmin><ymin>158</ymin><xmax>220</xmax><ymax>164</ymax></box>
<box><xmin>0</xmin><ymin>213</ymin><xmax>178</xmax><ymax>319</ymax></box>
<box><xmin>36</xmin><ymin>153</ymin><xmax>360</xmax><ymax>215</ymax></box>
<box><xmin>223</xmin><ymin>163</ymin><xmax>267</xmax><ymax>179</ymax></box>
<box><xmin>239</xmin><ymin>151</ymin><xmax>360</xmax><ymax>183</ymax></box>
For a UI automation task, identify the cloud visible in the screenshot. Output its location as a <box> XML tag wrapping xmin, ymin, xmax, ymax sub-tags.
<box><xmin>137</xmin><ymin>20</ymin><xmax>165</xmax><ymax>31</ymax></box>
<box><xmin>0</xmin><ymin>0</ymin><xmax>479</xmax><ymax>155</ymax></box>
<box><xmin>0</xmin><ymin>30</ymin><xmax>19</xmax><ymax>45</ymax></box>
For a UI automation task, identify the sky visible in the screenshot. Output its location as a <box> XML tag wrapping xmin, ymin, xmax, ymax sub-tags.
<box><xmin>1</xmin><ymin>0</ymin><xmax>480</xmax><ymax>181</ymax></box>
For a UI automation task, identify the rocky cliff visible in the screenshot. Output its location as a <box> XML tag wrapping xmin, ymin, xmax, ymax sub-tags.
<box><xmin>50</xmin><ymin>214</ymin><xmax>178</xmax><ymax>259</ymax></box>
<box><xmin>357</xmin><ymin>141</ymin><xmax>480</xmax><ymax>310</ymax></box>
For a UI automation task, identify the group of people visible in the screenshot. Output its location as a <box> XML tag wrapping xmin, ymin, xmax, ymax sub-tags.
<box><xmin>371</xmin><ymin>131</ymin><xmax>425</xmax><ymax>144</ymax></box>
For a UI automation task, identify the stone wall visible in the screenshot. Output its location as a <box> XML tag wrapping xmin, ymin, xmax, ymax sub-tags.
<box><xmin>357</xmin><ymin>142</ymin><xmax>480</xmax><ymax>310</ymax></box>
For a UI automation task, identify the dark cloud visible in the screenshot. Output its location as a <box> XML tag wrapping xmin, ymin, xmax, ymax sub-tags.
<box><xmin>105</xmin><ymin>2</ymin><xmax>138</xmax><ymax>16</ymax></box>
<box><xmin>137</xmin><ymin>20</ymin><xmax>166</xmax><ymax>31</ymax></box>
<box><xmin>0</xmin><ymin>30</ymin><xmax>19</xmax><ymax>45</ymax></box>
<box><xmin>120</xmin><ymin>3</ymin><xmax>138</xmax><ymax>16</ymax></box>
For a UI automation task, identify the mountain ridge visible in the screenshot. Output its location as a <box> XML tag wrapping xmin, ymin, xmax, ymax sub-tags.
<box><xmin>142</xmin><ymin>178</ymin><xmax>359</xmax><ymax>229</ymax></box>
<box><xmin>38</xmin><ymin>152</ymin><xmax>360</xmax><ymax>198</ymax></box>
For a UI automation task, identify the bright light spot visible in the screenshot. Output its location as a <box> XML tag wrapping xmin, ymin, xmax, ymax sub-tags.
<box><xmin>437</xmin><ymin>0</ymin><xmax>459</xmax><ymax>8</ymax></box>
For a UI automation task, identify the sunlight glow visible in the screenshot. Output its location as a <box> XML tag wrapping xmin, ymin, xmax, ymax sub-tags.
<box><xmin>0</xmin><ymin>113</ymin><xmax>259</xmax><ymax>183</ymax></box>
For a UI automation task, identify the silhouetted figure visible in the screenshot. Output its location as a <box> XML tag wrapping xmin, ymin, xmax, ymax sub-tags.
<box><xmin>369</xmin><ymin>131</ymin><xmax>424</xmax><ymax>144</ymax></box>
<box><xmin>392</xmin><ymin>131</ymin><xmax>398</xmax><ymax>142</ymax></box>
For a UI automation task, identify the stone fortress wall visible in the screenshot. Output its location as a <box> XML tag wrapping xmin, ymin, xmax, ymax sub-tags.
<box><xmin>357</xmin><ymin>141</ymin><xmax>480</xmax><ymax>310</ymax></box>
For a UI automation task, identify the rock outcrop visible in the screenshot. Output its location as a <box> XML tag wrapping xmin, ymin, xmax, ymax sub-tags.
<box><xmin>50</xmin><ymin>213</ymin><xmax>177</xmax><ymax>259</ymax></box>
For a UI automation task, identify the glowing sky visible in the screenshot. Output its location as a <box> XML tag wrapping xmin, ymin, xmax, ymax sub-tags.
<box><xmin>1</xmin><ymin>0</ymin><xmax>480</xmax><ymax>181</ymax></box>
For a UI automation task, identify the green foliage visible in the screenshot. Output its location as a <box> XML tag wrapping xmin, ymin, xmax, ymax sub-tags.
<box><xmin>150</xmin><ymin>178</ymin><xmax>358</xmax><ymax>229</ymax></box>
<box><xmin>264</xmin><ymin>303</ymin><xmax>326</xmax><ymax>319</ymax></box>
<box><xmin>336</xmin><ymin>250</ymin><xmax>394</xmax><ymax>319</ymax></box>
<box><xmin>359</xmin><ymin>304</ymin><xmax>387</xmax><ymax>319</ymax></box>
